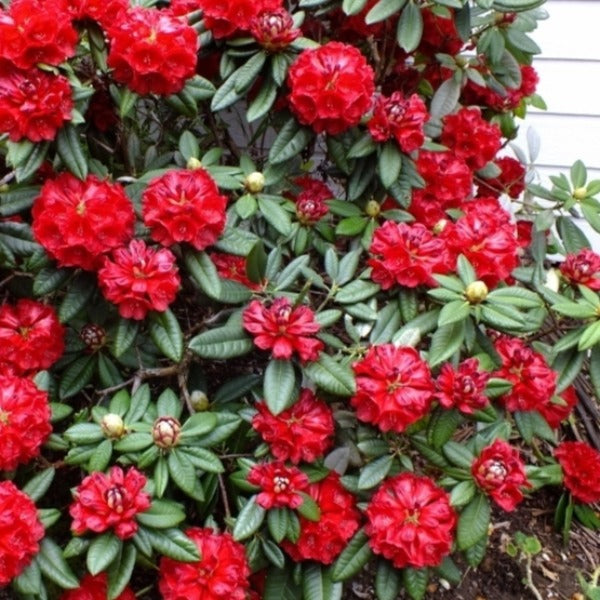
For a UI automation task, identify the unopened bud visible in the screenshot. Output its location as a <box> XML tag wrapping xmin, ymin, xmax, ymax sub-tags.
<box><xmin>545</xmin><ymin>268</ymin><xmax>560</xmax><ymax>292</ymax></box>
<box><xmin>365</xmin><ymin>200</ymin><xmax>381</xmax><ymax>218</ymax></box>
<box><xmin>433</xmin><ymin>219</ymin><xmax>448</xmax><ymax>235</ymax></box>
<box><xmin>187</xmin><ymin>157</ymin><xmax>203</xmax><ymax>170</ymax></box>
<box><xmin>190</xmin><ymin>390</ymin><xmax>210</xmax><ymax>411</ymax></box>
<box><xmin>101</xmin><ymin>413</ymin><xmax>126</xmax><ymax>439</ymax></box>
<box><xmin>152</xmin><ymin>416</ymin><xmax>181</xmax><ymax>449</ymax></box>
<box><xmin>465</xmin><ymin>280</ymin><xmax>489</xmax><ymax>304</ymax></box>
<box><xmin>573</xmin><ymin>187</ymin><xmax>587</xmax><ymax>201</ymax></box>
<box><xmin>80</xmin><ymin>324</ymin><xmax>107</xmax><ymax>351</ymax></box>
<box><xmin>245</xmin><ymin>171</ymin><xmax>265</xmax><ymax>194</ymax></box>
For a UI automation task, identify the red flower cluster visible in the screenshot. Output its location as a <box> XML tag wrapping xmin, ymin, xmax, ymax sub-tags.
<box><xmin>0</xmin><ymin>299</ymin><xmax>65</xmax><ymax>374</ymax></box>
<box><xmin>0</xmin><ymin>375</ymin><xmax>51</xmax><ymax>471</ymax></box>
<box><xmin>70</xmin><ymin>466</ymin><xmax>151</xmax><ymax>540</ymax></box>
<box><xmin>0</xmin><ymin>64</ymin><xmax>72</xmax><ymax>142</ymax></box>
<box><xmin>242</xmin><ymin>297</ymin><xmax>323</xmax><ymax>362</ymax></box>
<box><xmin>0</xmin><ymin>0</ymin><xmax>77</xmax><ymax>69</ymax></box>
<box><xmin>418</xmin><ymin>8</ymin><xmax>463</xmax><ymax>56</ymax></box>
<box><xmin>293</xmin><ymin>176</ymin><xmax>332</xmax><ymax>225</ymax></box>
<box><xmin>107</xmin><ymin>7</ymin><xmax>198</xmax><ymax>96</ymax></box>
<box><xmin>365</xmin><ymin>472</ymin><xmax>456</xmax><ymax>568</ymax></box>
<box><xmin>65</xmin><ymin>0</ymin><xmax>129</xmax><ymax>28</ymax></box>
<box><xmin>282</xmin><ymin>473</ymin><xmax>360</xmax><ymax>564</ymax></box>
<box><xmin>61</xmin><ymin>573</ymin><xmax>136</xmax><ymax>600</ymax></box>
<box><xmin>0</xmin><ymin>481</ymin><xmax>44</xmax><ymax>585</ymax></box>
<box><xmin>493</xmin><ymin>336</ymin><xmax>557</xmax><ymax>413</ymax></box>
<box><xmin>32</xmin><ymin>173</ymin><xmax>135</xmax><ymax>271</ymax></box>
<box><xmin>351</xmin><ymin>345</ymin><xmax>435</xmax><ymax>432</ymax></box>
<box><xmin>142</xmin><ymin>169</ymin><xmax>227</xmax><ymax>250</ymax></box>
<box><xmin>435</xmin><ymin>358</ymin><xmax>490</xmax><ymax>415</ymax></box>
<box><xmin>441</xmin><ymin>108</ymin><xmax>502</xmax><ymax>171</ymax></box>
<box><xmin>368</xmin><ymin>92</ymin><xmax>428</xmax><ymax>153</ymax></box>
<box><xmin>159</xmin><ymin>528</ymin><xmax>250</xmax><ymax>600</ymax></box>
<box><xmin>472</xmin><ymin>439</ymin><xmax>530</xmax><ymax>511</ymax></box>
<box><xmin>98</xmin><ymin>240</ymin><xmax>180</xmax><ymax>320</ymax></box>
<box><xmin>247</xmin><ymin>462</ymin><xmax>309</xmax><ymax>509</ymax></box>
<box><xmin>210</xmin><ymin>252</ymin><xmax>261</xmax><ymax>290</ymax></box>
<box><xmin>368</xmin><ymin>221</ymin><xmax>451</xmax><ymax>289</ymax></box>
<box><xmin>252</xmin><ymin>389</ymin><xmax>335</xmax><ymax>464</ymax></box>
<box><xmin>288</xmin><ymin>42</ymin><xmax>375</xmax><ymax>135</ymax></box>
<box><xmin>555</xmin><ymin>441</ymin><xmax>600</xmax><ymax>504</ymax></box>
<box><xmin>538</xmin><ymin>386</ymin><xmax>577</xmax><ymax>429</ymax></box>
<box><xmin>250</xmin><ymin>8</ymin><xmax>300</xmax><ymax>52</ymax></box>
<box><xmin>476</xmin><ymin>156</ymin><xmax>526</xmax><ymax>200</ymax></box>
<box><xmin>560</xmin><ymin>248</ymin><xmax>600</xmax><ymax>290</ymax></box>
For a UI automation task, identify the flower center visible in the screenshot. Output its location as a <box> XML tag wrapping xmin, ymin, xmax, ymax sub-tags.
<box><xmin>0</xmin><ymin>409</ymin><xmax>10</xmax><ymax>425</ymax></box>
<box><xmin>403</xmin><ymin>509</ymin><xmax>420</xmax><ymax>525</ymax></box>
<box><xmin>18</xmin><ymin>326</ymin><xmax>31</xmax><ymax>339</ymax></box>
<box><xmin>273</xmin><ymin>475</ymin><xmax>290</xmax><ymax>493</ymax></box>
<box><xmin>105</xmin><ymin>485</ymin><xmax>126</xmax><ymax>513</ymax></box>
<box><xmin>485</xmin><ymin>460</ymin><xmax>507</xmax><ymax>480</ymax></box>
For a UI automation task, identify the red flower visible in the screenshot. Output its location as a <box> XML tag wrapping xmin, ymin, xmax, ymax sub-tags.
<box><xmin>288</xmin><ymin>42</ymin><xmax>375</xmax><ymax>135</ymax></box>
<box><xmin>282</xmin><ymin>473</ymin><xmax>360</xmax><ymax>564</ymax></box>
<box><xmin>441</xmin><ymin>108</ymin><xmax>502</xmax><ymax>171</ymax></box>
<box><xmin>0</xmin><ymin>481</ymin><xmax>44</xmax><ymax>586</ymax></box>
<box><xmin>351</xmin><ymin>345</ymin><xmax>435</xmax><ymax>433</ymax></box>
<box><xmin>98</xmin><ymin>239</ymin><xmax>181</xmax><ymax>320</ymax></box>
<box><xmin>0</xmin><ymin>0</ymin><xmax>77</xmax><ymax>69</ymax></box>
<box><xmin>159</xmin><ymin>528</ymin><xmax>250</xmax><ymax>600</ymax></box>
<box><xmin>555</xmin><ymin>441</ymin><xmax>600</xmax><ymax>504</ymax></box>
<box><xmin>368</xmin><ymin>221</ymin><xmax>452</xmax><ymax>289</ymax></box>
<box><xmin>107</xmin><ymin>7</ymin><xmax>198</xmax><ymax>95</ymax></box>
<box><xmin>368</xmin><ymin>92</ymin><xmax>428</xmax><ymax>153</ymax></box>
<box><xmin>476</xmin><ymin>156</ymin><xmax>526</xmax><ymax>200</ymax></box>
<box><xmin>247</xmin><ymin>462</ymin><xmax>309</xmax><ymax>509</ymax></box>
<box><xmin>250</xmin><ymin>9</ymin><xmax>300</xmax><ymax>52</ymax></box>
<box><xmin>435</xmin><ymin>358</ymin><xmax>490</xmax><ymax>415</ymax></box>
<box><xmin>293</xmin><ymin>176</ymin><xmax>332</xmax><ymax>225</ymax></box>
<box><xmin>32</xmin><ymin>173</ymin><xmax>135</xmax><ymax>271</ymax></box>
<box><xmin>0</xmin><ymin>299</ymin><xmax>65</xmax><ymax>375</ymax></box>
<box><xmin>252</xmin><ymin>389</ymin><xmax>335</xmax><ymax>464</ymax></box>
<box><xmin>472</xmin><ymin>439</ymin><xmax>530</xmax><ymax>511</ymax></box>
<box><xmin>492</xmin><ymin>336</ymin><xmax>557</xmax><ymax>413</ymax></box>
<box><xmin>0</xmin><ymin>375</ymin><xmax>51</xmax><ymax>471</ymax></box>
<box><xmin>560</xmin><ymin>249</ymin><xmax>600</xmax><ymax>290</ymax></box>
<box><xmin>64</xmin><ymin>0</ymin><xmax>129</xmax><ymax>28</ymax></box>
<box><xmin>70</xmin><ymin>466</ymin><xmax>150</xmax><ymax>540</ymax></box>
<box><xmin>332</xmin><ymin>0</ymin><xmax>392</xmax><ymax>39</ymax></box>
<box><xmin>365</xmin><ymin>472</ymin><xmax>456</xmax><ymax>568</ymax></box>
<box><xmin>0</xmin><ymin>64</ymin><xmax>72</xmax><ymax>142</ymax></box>
<box><xmin>418</xmin><ymin>8</ymin><xmax>463</xmax><ymax>56</ymax></box>
<box><xmin>142</xmin><ymin>168</ymin><xmax>227</xmax><ymax>250</ymax></box>
<box><xmin>242</xmin><ymin>297</ymin><xmax>323</xmax><ymax>362</ymax></box>
<box><xmin>61</xmin><ymin>573</ymin><xmax>135</xmax><ymax>600</ymax></box>
<box><xmin>537</xmin><ymin>386</ymin><xmax>577</xmax><ymax>429</ymax></box>
<box><xmin>210</xmin><ymin>252</ymin><xmax>261</xmax><ymax>290</ymax></box>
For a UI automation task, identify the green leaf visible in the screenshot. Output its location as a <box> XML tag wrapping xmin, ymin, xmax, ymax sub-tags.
<box><xmin>233</xmin><ymin>496</ymin><xmax>266</xmax><ymax>541</ymax></box>
<box><xmin>136</xmin><ymin>500</ymin><xmax>186</xmax><ymax>529</ymax></box>
<box><xmin>247</xmin><ymin>77</ymin><xmax>278</xmax><ymax>122</ymax></box>
<box><xmin>168</xmin><ymin>449</ymin><xmax>197</xmax><ymax>496</ymax></box>
<box><xmin>366</xmin><ymin>0</ymin><xmax>406</xmax><ymax>23</ymax></box>
<box><xmin>428</xmin><ymin>321</ymin><xmax>465</xmax><ymax>367</ymax></box>
<box><xmin>262</xmin><ymin>538</ymin><xmax>286</xmax><ymax>568</ymax></box>
<box><xmin>15</xmin><ymin>142</ymin><xmax>50</xmax><ymax>183</ymax></box>
<box><xmin>56</xmin><ymin>124</ymin><xmax>88</xmax><ymax>180</ymax></box>
<box><xmin>181</xmin><ymin>412</ymin><xmax>218</xmax><ymax>438</ymax></box>
<box><xmin>303</xmin><ymin>564</ymin><xmax>343</xmax><ymax>600</ymax></box>
<box><xmin>557</xmin><ymin>216</ymin><xmax>590</xmax><ymax>253</ymax></box>
<box><xmin>107</xmin><ymin>543</ymin><xmax>136</xmax><ymax>600</ymax></box>
<box><xmin>304</xmin><ymin>354</ymin><xmax>356</xmax><ymax>396</ymax></box>
<box><xmin>59</xmin><ymin>355</ymin><xmax>96</xmax><ymax>399</ymax></box>
<box><xmin>269</xmin><ymin>118</ymin><xmax>312</xmax><ymax>165</ymax></box>
<box><xmin>357</xmin><ymin>455</ymin><xmax>393</xmax><ymax>490</ymax></box>
<box><xmin>347</xmin><ymin>133</ymin><xmax>377</xmax><ymax>159</ymax></box>
<box><xmin>181</xmin><ymin>447</ymin><xmax>224</xmax><ymax>473</ymax></box>
<box><xmin>184</xmin><ymin>250</ymin><xmax>223</xmax><ymax>299</ymax></box>
<box><xmin>113</xmin><ymin>318</ymin><xmax>139</xmax><ymax>358</ymax></box>
<box><xmin>13</xmin><ymin>559</ymin><xmax>43</xmax><ymax>595</ymax></box>
<box><xmin>210</xmin><ymin>74</ymin><xmax>243</xmax><ymax>112</ymax></box>
<box><xmin>442</xmin><ymin>441</ymin><xmax>474</xmax><ymax>469</ymax></box>
<box><xmin>145</xmin><ymin>527</ymin><xmax>201</xmax><ymax>562</ymax></box>
<box><xmin>189</xmin><ymin>326</ymin><xmax>253</xmax><ymax>359</ymax></box>
<box><xmin>396</xmin><ymin>1</ymin><xmax>423</xmax><ymax>52</ymax></box>
<box><xmin>457</xmin><ymin>493</ymin><xmax>491</xmax><ymax>550</ymax></box>
<box><xmin>268</xmin><ymin>508</ymin><xmax>290</xmax><ymax>543</ymax></box>
<box><xmin>331</xmin><ymin>529</ymin><xmax>373</xmax><ymax>581</ymax></box>
<box><xmin>403</xmin><ymin>568</ymin><xmax>429</xmax><ymax>600</ymax></box>
<box><xmin>233</xmin><ymin>51</ymin><xmax>267</xmax><ymax>93</ymax></box>
<box><xmin>87</xmin><ymin>533</ymin><xmax>122</xmax><ymax>576</ymax></box>
<box><xmin>257</xmin><ymin>195</ymin><xmax>293</xmax><ymax>236</ymax></box>
<box><xmin>450</xmin><ymin>480</ymin><xmax>477</xmax><ymax>508</ymax></box>
<box><xmin>38</xmin><ymin>538</ymin><xmax>79</xmax><ymax>589</ymax></box>
<box><xmin>579</xmin><ymin>320</ymin><xmax>600</xmax><ymax>351</ymax></box>
<box><xmin>264</xmin><ymin>359</ymin><xmax>297</xmax><ymax>415</ymax></box>
<box><xmin>178</xmin><ymin>131</ymin><xmax>199</xmax><ymax>161</ymax></box>
<box><xmin>378</xmin><ymin>142</ymin><xmax>402</xmax><ymax>189</ymax></box>
<box><xmin>58</xmin><ymin>274</ymin><xmax>96</xmax><ymax>323</ymax></box>
<box><xmin>430</xmin><ymin>77</ymin><xmax>461</xmax><ymax>119</ymax></box>
<box><xmin>150</xmin><ymin>309</ymin><xmax>184</xmax><ymax>363</ymax></box>
<box><xmin>297</xmin><ymin>492</ymin><xmax>321</xmax><ymax>522</ymax></box>
<box><xmin>343</xmin><ymin>0</ymin><xmax>368</xmax><ymax>15</ymax></box>
<box><xmin>438</xmin><ymin>300</ymin><xmax>470</xmax><ymax>327</ymax></box>
<box><xmin>88</xmin><ymin>438</ymin><xmax>113</xmax><ymax>472</ymax></box>
<box><xmin>33</xmin><ymin>267</ymin><xmax>71</xmax><ymax>296</ymax></box>
<box><xmin>375</xmin><ymin>559</ymin><xmax>401</xmax><ymax>600</ymax></box>
<box><xmin>336</xmin><ymin>280</ymin><xmax>380</xmax><ymax>304</ymax></box>
<box><xmin>22</xmin><ymin>468</ymin><xmax>55</xmax><ymax>503</ymax></box>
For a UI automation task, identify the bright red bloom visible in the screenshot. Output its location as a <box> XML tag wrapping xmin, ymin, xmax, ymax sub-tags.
<box><xmin>282</xmin><ymin>473</ymin><xmax>360</xmax><ymax>564</ymax></box>
<box><xmin>61</xmin><ymin>573</ymin><xmax>136</xmax><ymax>600</ymax></box>
<box><xmin>418</xmin><ymin>8</ymin><xmax>463</xmax><ymax>56</ymax></box>
<box><xmin>247</xmin><ymin>462</ymin><xmax>309</xmax><ymax>509</ymax></box>
<box><xmin>351</xmin><ymin>345</ymin><xmax>435</xmax><ymax>432</ymax></box>
<box><xmin>472</xmin><ymin>439</ymin><xmax>530</xmax><ymax>511</ymax></box>
<box><xmin>441</xmin><ymin>108</ymin><xmax>502</xmax><ymax>171</ymax></box>
<box><xmin>476</xmin><ymin>156</ymin><xmax>526</xmax><ymax>200</ymax></box>
<box><xmin>250</xmin><ymin>8</ymin><xmax>300</xmax><ymax>51</ymax></box>
<box><xmin>293</xmin><ymin>176</ymin><xmax>332</xmax><ymax>225</ymax></box>
<box><xmin>560</xmin><ymin>249</ymin><xmax>600</xmax><ymax>290</ymax></box>
<box><xmin>107</xmin><ymin>7</ymin><xmax>198</xmax><ymax>96</ymax></box>
<box><xmin>0</xmin><ymin>0</ymin><xmax>77</xmax><ymax>69</ymax></box>
<box><xmin>368</xmin><ymin>221</ymin><xmax>452</xmax><ymax>289</ymax></box>
<box><xmin>0</xmin><ymin>64</ymin><xmax>72</xmax><ymax>142</ymax></box>
<box><xmin>63</xmin><ymin>0</ymin><xmax>129</xmax><ymax>28</ymax></box>
<box><xmin>0</xmin><ymin>375</ymin><xmax>51</xmax><ymax>471</ymax></box>
<box><xmin>288</xmin><ymin>42</ymin><xmax>375</xmax><ymax>135</ymax></box>
<box><xmin>98</xmin><ymin>239</ymin><xmax>181</xmax><ymax>320</ymax></box>
<box><xmin>70</xmin><ymin>466</ymin><xmax>150</xmax><ymax>540</ymax></box>
<box><xmin>493</xmin><ymin>336</ymin><xmax>557</xmax><ymax>413</ymax></box>
<box><xmin>242</xmin><ymin>297</ymin><xmax>323</xmax><ymax>362</ymax></box>
<box><xmin>368</xmin><ymin>92</ymin><xmax>428</xmax><ymax>153</ymax></box>
<box><xmin>555</xmin><ymin>441</ymin><xmax>600</xmax><ymax>504</ymax></box>
<box><xmin>0</xmin><ymin>299</ymin><xmax>65</xmax><ymax>375</ymax></box>
<box><xmin>365</xmin><ymin>472</ymin><xmax>456</xmax><ymax>568</ymax></box>
<box><xmin>252</xmin><ymin>389</ymin><xmax>335</xmax><ymax>464</ymax></box>
<box><xmin>332</xmin><ymin>0</ymin><xmax>391</xmax><ymax>39</ymax></box>
<box><xmin>0</xmin><ymin>481</ymin><xmax>44</xmax><ymax>586</ymax></box>
<box><xmin>210</xmin><ymin>252</ymin><xmax>261</xmax><ymax>290</ymax></box>
<box><xmin>159</xmin><ymin>528</ymin><xmax>250</xmax><ymax>600</ymax></box>
<box><xmin>32</xmin><ymin>173</ymin><xmax>135</xmax><ymax>271</ymax></box>
<box><xmin>435</xmin><ymin>358</ymin><xmax>490</xmax><ymax>415</ymax></box>
<box><xmin>142</xmin><ymin>168</ymin><xmax>227</xmax><ymax>250</ymax></box>
<box><xmin>537</xmin><ymin>386</ymin><xmax>577</xmax><ymax>429</ymax></box>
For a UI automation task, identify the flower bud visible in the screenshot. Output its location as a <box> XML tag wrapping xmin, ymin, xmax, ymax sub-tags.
<box><xmin>365</xmin><ymin>200</ymin><xmax>381</xmax><ymax>218</ymax></box>
<box><xmin>105</xmin><ymin>485</ymin><xmax>126</xmax><ymax>513</ymax></box>
<box><xmin>250</xmin><ymin>8</ymin><xmax>300</xmax><ymax>52</ymax></box>
<box><xmin>465</xmin><ymin>280</ymin><xmax>489</xmax><ymax>304</ymax></box>
<box><xmin>545</xmin><ymin>268</ymin><xmax>560</xmax><ymax>292</ymax></box>
<box><xmin>187</xmin><ymin>157</ymin><xmax>203</xmax><ymax>170</ymax></box>
<box><xmin>79</xmin><ymin>324</ymin><xmax>107</xmax><ymax>351</ymax></box>
<box><xmin>573</xmin><ymin>187</ymin><xmax>587</xmax><ymax>200</ymax></box>
<box><xmin>101</xmin><ymin>413</ymin><xmax>126</xmax><ymax>439</ymax></box>
<box><xmin>190</xmin><ymin>390</ymin><xmax>210</xmax><ymax>411</ymax></box>
<box><xmin>244</xmin><ymin>171</ymin><xmax>266</xmax><ymax>194</ymax></box>
<box><xmin>153</xmin><ymin>416</ymin><xmax>181</xmax><ymax>449</ymax></box>
<box><xmin>433</xmin><ymin>219</ymin><xmax>448</xmax><ymax>235</ymax></box>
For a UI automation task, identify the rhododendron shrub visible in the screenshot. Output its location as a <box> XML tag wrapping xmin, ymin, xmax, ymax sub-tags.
<box><xmin>2</xmin><ymin>0</ymin><xmax>599</xmax><ymax>598</ymax></box>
